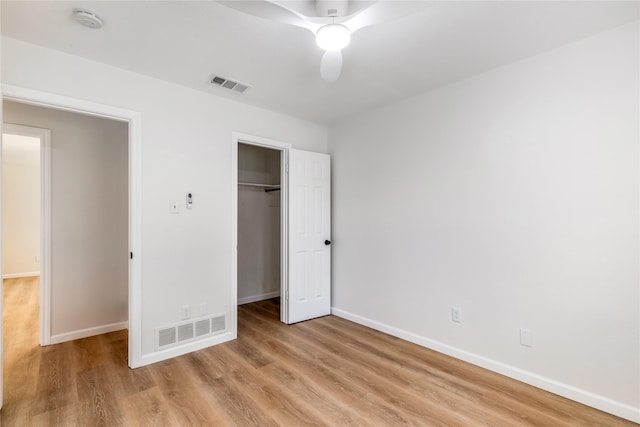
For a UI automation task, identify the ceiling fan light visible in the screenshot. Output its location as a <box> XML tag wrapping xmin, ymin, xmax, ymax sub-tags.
<box><xmin>316</xmin><ymin>24</ymin><xmax>350</xmax><ymax>51</ymax></box>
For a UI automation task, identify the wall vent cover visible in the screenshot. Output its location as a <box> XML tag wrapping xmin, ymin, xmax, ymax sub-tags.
<box><xmin>177</xmin><ymin>323</ymin><xmax>194</xmax><ymax>342</ymax></box>
<box><xmin>156</xmin><ymin>313</ymin><xmax>227</xmax><ymax>350</ymax></box>
<box><xmin>158</xmin><ymin>327</ymin><xmax>177</xmax><ymax>348</ymax></box>
<box><xmin>211</xmin><ymin>315</ymin><xmax>226</xmax><ymax>333</ymax></box>
<box><xmin>195</xmin><ymin>319</ymin><xmax>210</xmax><ymax>337</ymax></box>
<box><xmin>210</xmin><ymin>75</ymin><xmax>251</xmax><ymax>94</ymax></box>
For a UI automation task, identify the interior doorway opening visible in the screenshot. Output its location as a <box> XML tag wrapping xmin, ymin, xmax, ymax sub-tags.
<box><xmin>0</xmin><ymin>85</ymin><xmax>143</xmax><ymax>411</ymax></box>
<box><xmin>2</xmin><ymin>100</ymin><xmax>129</xmax><ymax>349</ymax></box>
<box><xmin>2</xmin><ymin>128</ymin><xmax>44</xmax><ymax>383</ymax></box>
<box><xmin>237</xmin><ymin>142</ymin><xmax>285</xmax><ymax>321</ymax></box>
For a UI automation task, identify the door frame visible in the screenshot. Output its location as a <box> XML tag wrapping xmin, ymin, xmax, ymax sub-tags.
<box><xmin>0</xmin><ymin>84</ymin><xmax>144</xmax><ymax>369</ymax></box>
<box><xmin>231</xmin><ymin>132</ymin><xmax>291</xmax><ymax>331</ymax></box>
<box><xmin>2</xmin><ymin>123</ymin><xmax>51</xmax><ymax>345</ymax></box>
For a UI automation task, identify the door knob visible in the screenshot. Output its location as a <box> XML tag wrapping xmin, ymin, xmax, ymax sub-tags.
<box><xmin>324</xmin><ymin>240</ymin><xmax>331</xmax><ymax>246</ymax></box>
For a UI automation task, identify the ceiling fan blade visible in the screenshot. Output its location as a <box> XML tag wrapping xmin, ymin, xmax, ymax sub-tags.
<box><xmin>343</xmin><ymin>1</ymin><xmax>430</xmax><ymax>34</ymax></box>
<box><xmin>217</xmin><ymin>0</ymin><xmax>320</xmax><ymax>34</ymax></box>
<box><xmin>320</xmin><ymin>50</ymin><xmax>343</xmax><ymax>83</ymax></box>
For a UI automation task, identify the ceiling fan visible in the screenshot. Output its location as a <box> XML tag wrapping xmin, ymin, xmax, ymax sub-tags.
<box><xmin>217</xmin><ymin>0</ymin><xmax>428</xmax><ymax>82</ymax></box>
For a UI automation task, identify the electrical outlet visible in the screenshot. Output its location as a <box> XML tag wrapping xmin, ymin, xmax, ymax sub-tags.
<box><xmin>181</xmin><ymin>305</ymin><xmax>191</xmax><ymax>320</ymax></box>
<box><xmin>520</xmin><ymin>328</ymin><xmax>533</xmax><ymax>347</ymax></box>
<box><xmin>452</xmin><ymin>306</ymin><xmax>462</xmax><ymax>323</ymax></box>
<box><xmin>199</xmin><ymin>303</ymin><xmax>208</xmax><ymax>317</ymax></box>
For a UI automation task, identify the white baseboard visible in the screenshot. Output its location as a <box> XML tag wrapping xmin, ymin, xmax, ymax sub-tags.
<box><xmin>138</xmin><ymin>331</ymin><xmax>235</xmax><ymax>367</ymax></box>
<box><xmin>238</xmin><ymin>290</ymin><xmax>280</xmax><ymax>305</ymax></box>
<box><xmin>331</xmin><ymin>307</ymin><xmax>640</xmax><ymax>424</ymax></box>
<box><xmin>49</xmin><ymin>321</ymin><xmax>128</xmax><ymax>345</ymax></box>
<box><xmin>3</xmin><ymin>271</ymin><xmax>40</xmax><ymax>279</ymax></box>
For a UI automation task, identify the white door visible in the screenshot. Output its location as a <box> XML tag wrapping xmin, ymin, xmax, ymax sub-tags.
<box><xmin>287</xmin><ymin>149</ymin><xmax>331</xmax><ymax>324</ymax></box>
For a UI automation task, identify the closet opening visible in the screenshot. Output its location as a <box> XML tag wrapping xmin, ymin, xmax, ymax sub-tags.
<box><xmin>237</xmin><ymin>142</ymin><xmax>285</xmax><ymax>321</ymax></box>
<box><xmin>237</xmin><ymin>142</ymin><xmax>285</xmax><ymax>319</ymax></box>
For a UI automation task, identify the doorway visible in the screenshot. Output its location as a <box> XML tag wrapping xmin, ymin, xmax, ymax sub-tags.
<box><xmin>231</xmin><ymin>132</ymin><xmax>332</xmax><ymax>334</ymax></box>
<box><xmin>2</xmin><ymin>124</ymin><xmax>50</xmax><ymax>350</ymax></box>
<box><xmin>233</xmin><ymin>134</ymin><xmax>290</xmax><ymax>326</ymax></box>
<box><xmin>237</xmin><ymin>143</ymin><xmax>283</xmax><ymax>317</ymax></box>
<box><xmin>3</xmin><ymin>99</ymin><xmax>129</xmax><ymax>349</ymax></box>
<box><xmin>0</xmin><ymin>85</ymin><xmax>143</xmax><ymax>411</ymax></box>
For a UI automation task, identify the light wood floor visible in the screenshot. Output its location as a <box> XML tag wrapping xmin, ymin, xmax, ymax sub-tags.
<box><xmin>1</xmin><ymin>277</ymin><xmax>636</xmax><ymax>426</ymax></box>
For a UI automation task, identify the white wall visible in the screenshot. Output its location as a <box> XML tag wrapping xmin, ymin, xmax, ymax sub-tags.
<box><xmin>2</xmin><ymin>133</ymin><xmax>39</xmax><ymax>276</ymax></box>
<box><xmin>329</xmin><ymin>21</ymin><xmax>639</xmax><ymax>420</ymax></box>
<box><xmin>4</xmin><ymin>101</ymin><xmax>128</xmax><ymax>338</ymax></box>
<box><xmin>0</xmin><ymin>36</ymin><xmax>328</xmax><ymax>358</ymax></box>
<box><xmin>238</xmin><ymin>144</ymin><xmax>281</xmax><ymax>304</ymax></box>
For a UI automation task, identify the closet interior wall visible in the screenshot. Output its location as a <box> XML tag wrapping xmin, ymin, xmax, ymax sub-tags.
<box><xmin>237</xmin><ymin>144</ymin><xmax>281</xmax><ymax>305</ymax></box>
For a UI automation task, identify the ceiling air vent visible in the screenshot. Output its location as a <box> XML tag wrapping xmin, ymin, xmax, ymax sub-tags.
<box><xmin>210</xmin><ymin>75</ymin><xmax>251</xmax><ymax>94</ymax></box>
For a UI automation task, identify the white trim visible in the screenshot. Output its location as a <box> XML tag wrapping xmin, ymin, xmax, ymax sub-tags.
<box><xmin>2</xmin><ymin>84</ymin><xmax>143</xmax><ymax>368</ymax></box>
<box><xmin>238</xmin><ymin>290</ymin><xmax>281</xmax><ymax>306</ymax></box>
<box><xmin>2</xmin><ymin>123</ymin><xmax>52</xmax><ymax>346</ymax></box>
<box><xmin>233</xmin><ymin>132</ymin><xmax>292</xmax><ymax>151</ymax></box>
<box><xmin>140</xmin><ymin>331</ymin><xmax>235</xmax><ymax>367</ymax></box>
<box><xmin>1</xmin><ymin>34</ymin><xmax>4</xmax><ymax>408</ymax></box>
<box><xmin>331</xmin><ymin>307</ymin><xmax>640</xmax><ymax>424</ymax></box>
<box><xmin>231</xmin><ymin>132</ymin><xmax>291</xmax><ymax>331</ymax></box>
<box><xmin>50</xmin><ymin>321</ymin><xmax>128</xmax><ymax>345</ymax></box>
<box><xmin>2</xmin><ymin>272</ymin><xmax>40</xmax><ymax>279</ymax></box>
<box><xmin>231</xmin><ymin>134</ymin><xmax>239</xmax><ymax>340</ymax></box>
<box><xmin>41</xmin><ymin>127</ymin><xmax>52</xmax><ymax>346</ymax></box>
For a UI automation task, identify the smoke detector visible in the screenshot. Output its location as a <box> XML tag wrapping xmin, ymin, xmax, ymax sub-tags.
<box><xmin>73</xmin><ymin>8</ymin><xmax>103</xmax><ymax>29</ymax></box>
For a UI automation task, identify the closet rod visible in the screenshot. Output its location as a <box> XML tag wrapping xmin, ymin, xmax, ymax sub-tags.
<box><xmin>238</xmin><ymin>182</ymin><xmax>280</xmax><ymax>189</ymax></box>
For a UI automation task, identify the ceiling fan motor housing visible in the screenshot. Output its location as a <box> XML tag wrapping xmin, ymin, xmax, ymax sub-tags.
<box><xmin>315</xmin><ymin>0</ymin><xmax>349</xmax><ymax>17</ymax></box>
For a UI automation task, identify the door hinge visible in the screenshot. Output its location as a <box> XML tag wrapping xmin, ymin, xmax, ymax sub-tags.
<box><xmin>285</xmin><ymin>290</ymin><xmax>289</xmax><ymax>300</ymax></box>
<box><xmin>285</xmin><ymin>162</ymin><xmax>289</xmax><ymax>173</ymax></box>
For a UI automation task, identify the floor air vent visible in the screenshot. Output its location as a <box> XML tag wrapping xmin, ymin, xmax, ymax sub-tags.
<box><xmin>156</xmin><ymin>313</ymin><xmax>227</xmax><ymax>350</ymax></box>
<box><xmin>210</xmin><ymin>75</ymin><xmax>251</xmax><ymax>94</ymax></box>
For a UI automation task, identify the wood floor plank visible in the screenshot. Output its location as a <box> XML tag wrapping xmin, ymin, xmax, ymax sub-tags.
<box><xmin>75</xmin><ymin>365</ymin><xmax>126</xmax><ymax>426</ymax></box>
<box><xmin>2</xmin><ymin>278</ymin><xmax>637</xmax><ymax>426</ymax></box>
<box><xmin>149</xmin><ymin>359</ymin><xmax>228</xmax><ymax>426</ymax></box>
<box><xmin>120</xmin><ymin>387</ymin><xmax>180</xmax><ymax>427</ymax></box>
<box><xmin>107</xmin><ymin>338</ymin><xmax>156</xmax><ymax>398</ymax></box>
<box><xmin>240</xmin><ymin>307</ymin><xmax>459</xmax><ymax>425</ymax></box>
<box><xmin>193</xmin><ymin>372</ymin><xmax>280</xmax><ymax>427</ymax></box>
<box><xmin>31</xmin><ymin>343</ymin><xmax>78</xmax><ymax>415</ymax></box>
<box><xmin>322</xmin><ymin>314</ymin><xmax>612</xmax><ymax>425</ymax></box>
<box><xmin>237</xmin><ymin>315</ymin><xmax>436</xmax><ymax>425</ymax></box>
<box><xmin>3</xmin><ymin>344</ymin><xmax>41</xmax><ymax>401</ymax></box>
<box><xmin>72</xmin><ymin>334</ymin><xmax>111</xmax><ymax>372</ymax></box>
<box><xmin>295</xmin><ymin>318</ymin><xmax>542</xmax><ymax>427</ymax></box>
<box><xmin>217</xmin><ymin>343</ymin><xmax>355</xmax><ymax>427</ymax></box>
<box><xmin>30</xmin><ymin>403</ymin><xmax>83</xmax><ymax>427</ymax></box>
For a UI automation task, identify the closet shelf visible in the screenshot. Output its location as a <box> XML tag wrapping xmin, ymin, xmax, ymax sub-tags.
<box><xmin>238</xmin><ymin>182</ymin><xmax>281</xmax><ymax>190</ymax></box>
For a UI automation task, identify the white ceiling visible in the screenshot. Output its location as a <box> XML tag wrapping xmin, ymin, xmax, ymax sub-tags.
<box><xmin>2</xmin><ymin>1</ymin><xmax>638</xmax><ymax>125</ymax></box>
